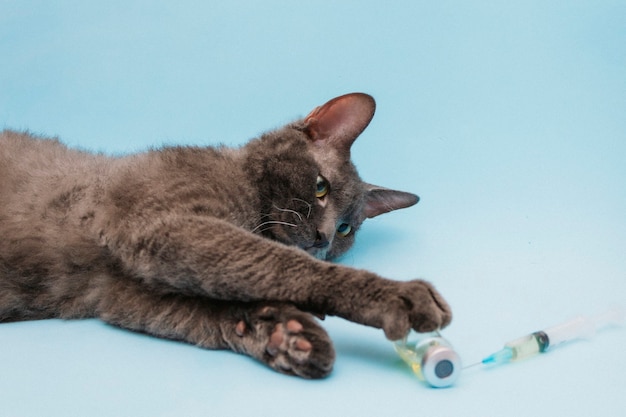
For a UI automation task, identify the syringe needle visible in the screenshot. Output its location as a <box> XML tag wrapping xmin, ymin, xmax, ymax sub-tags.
<box><xmin>462</xmin><ymin>361</ymin><xmax>483</xmax><ymax>370</ymax></box>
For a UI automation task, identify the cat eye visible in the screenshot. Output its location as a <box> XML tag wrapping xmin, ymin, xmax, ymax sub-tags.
<box><xmin>316</xmin><ymin>175</ymin><xmax>329</xmax><ymax>198</ymax></box>
<box><xmin>336</xmin><ymin>223</ymin><xmax>352</xmax><ymax>237</ymax></box>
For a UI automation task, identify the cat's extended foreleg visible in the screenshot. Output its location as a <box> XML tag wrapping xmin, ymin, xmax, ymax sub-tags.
<box><xmin>102</xmin><ymin>214</ymin><xmax>451</xmax><ymax>340</ymax></box>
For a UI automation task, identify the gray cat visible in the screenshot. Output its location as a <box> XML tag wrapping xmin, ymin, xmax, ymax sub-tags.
<box><xmin>0</xmin><ymin>93</ymin><xmax>451</xmax><ymax>378</ymax></box>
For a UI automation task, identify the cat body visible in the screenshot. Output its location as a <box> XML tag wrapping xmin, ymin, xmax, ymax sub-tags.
<box><xmin>0</xmin><ymin>93</ymin><xmax>451</xmax><ymax>378</ymax></box>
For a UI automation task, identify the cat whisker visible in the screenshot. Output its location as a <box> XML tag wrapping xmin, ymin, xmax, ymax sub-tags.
<box><xmin>272</xmin><ymin>205</ymin><xmax>303</xmax><ymax>222</ymax></box>
<box><xmin>251</xmin><ymin>220</ymin><xmax>298</xmax><ymax>234</ymax></box>
<box><xmin>291</xmin><ymin>198</ymin><xmax>312</xmax><ymax>219</ymax></box>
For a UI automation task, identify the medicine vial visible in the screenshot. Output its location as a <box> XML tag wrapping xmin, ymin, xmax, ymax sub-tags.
<box><xmin>394</xmin><ymin>332</ymin><xmax>462</xmax><ymax>388</ymax></box>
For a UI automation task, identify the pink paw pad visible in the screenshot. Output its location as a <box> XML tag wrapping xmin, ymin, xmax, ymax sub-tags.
<box><xmin>265</xmin><ymin>320</ymin><xmax>312</xmax><ymax>357</ymax></box>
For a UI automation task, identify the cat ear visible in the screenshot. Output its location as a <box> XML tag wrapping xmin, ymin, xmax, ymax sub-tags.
<box><xmin>363</xmin><ymin>185</ymin><xmax>419</xmax><ymax>219</ymax></box>
<box><xmin>304</xmin><ymin>93</ymin><xmax>376</xmax><ymax>155</ymax></box>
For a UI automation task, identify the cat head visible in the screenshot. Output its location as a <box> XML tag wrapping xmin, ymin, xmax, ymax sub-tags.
<box><xmin>245</xmin><ymin>93</ymin><xmax>418</xmax><ymax>260</ymax></box>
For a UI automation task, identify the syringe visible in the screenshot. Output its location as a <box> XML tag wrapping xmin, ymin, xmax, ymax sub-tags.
<box><xmin>478</xmin><ymin>308</ymin><xmax>625</xmax><ymax>367</ymax></box>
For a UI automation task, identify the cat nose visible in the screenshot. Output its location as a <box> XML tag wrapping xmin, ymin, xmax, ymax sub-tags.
<box><xmin>313</xmin><ymin>231</ymin><xmax>330</xmax><ymax>249</ymax></box>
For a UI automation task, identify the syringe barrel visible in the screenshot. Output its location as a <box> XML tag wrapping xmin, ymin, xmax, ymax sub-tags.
<box><xmin>504</xmin><ymin>332</ymin><xmax>548</xmax><ymax>360</ymax></box>
<box><xmin>543</xmin><ymin>316</ymin><xmax>595</xmax><ymax>347</ymax></box>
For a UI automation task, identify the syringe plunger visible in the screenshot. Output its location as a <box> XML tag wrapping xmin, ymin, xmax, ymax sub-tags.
<box><xmin>543</xmin><ymin>307</ymin><xmax>624</xmax><ymax>347</ymax></box>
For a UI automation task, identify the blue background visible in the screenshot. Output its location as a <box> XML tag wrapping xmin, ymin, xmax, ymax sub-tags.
<box><xmin>1</xmin><ymin>1</ymin><xmax>625</xmax><ymax>416</ymax></box>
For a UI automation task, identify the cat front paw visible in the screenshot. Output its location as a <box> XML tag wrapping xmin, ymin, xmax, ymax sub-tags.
<box><xmin>232</xmin><ymin>304</ymin><xmax>335</xmax><ymax>378</ymax></box>
<box><xmin>379</xmin><ymin>280</ymin><xmax>452</xmax><ymax>340</ymax></box>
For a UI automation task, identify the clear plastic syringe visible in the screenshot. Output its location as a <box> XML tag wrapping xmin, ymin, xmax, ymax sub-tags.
<box><xmin>479</xmin><ymin>308</ymin><xmax>624</xmax><ymax>366</ymax></box>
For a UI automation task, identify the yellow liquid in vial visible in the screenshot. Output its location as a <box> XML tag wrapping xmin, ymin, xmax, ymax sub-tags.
<box><xmin>394</xmin><ymin>333</ymin><xmax>462</xmax><ymax>388</ymax></box>
<box><xmin>394</xmin><ymin>338</ymin><xmax>442</xmax><ymax>381</ymax></box>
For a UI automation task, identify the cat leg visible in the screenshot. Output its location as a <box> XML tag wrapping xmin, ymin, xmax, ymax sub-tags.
<box><xmin>103</xmin><ymin>214</ymin><xmax>452</xmax><ymax>340</ymax></box>
<box><xmin>97</xmin><ymin>277</ymin><xmax>334</xmax><ymax>378</ymax></box>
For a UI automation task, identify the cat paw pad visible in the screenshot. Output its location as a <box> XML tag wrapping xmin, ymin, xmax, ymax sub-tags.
<box><xmin>235</xmin><ymin>305</ymin><xmax>335</xmax><ymax>378</ymax></box>
<box><xmin>266</xmin><ymin>321</ymin><xmax>312</xmax><ymax>358</ymax></box>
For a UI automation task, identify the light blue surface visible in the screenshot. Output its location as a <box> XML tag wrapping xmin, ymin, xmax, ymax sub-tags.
<box><xmin>1</xmin><ymin>1</ymin><xmax>625</xmax><ymax>416</ymax></box>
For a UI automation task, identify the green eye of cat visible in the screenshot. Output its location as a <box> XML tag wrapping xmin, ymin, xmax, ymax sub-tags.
<box><xmin>336</xmin><ymin>223</ymin><xmax>352</xmax><ymax>237</ymax></box>
<box><xmin>316</xmin><ymin>175</ymin><xmax>329</xmax><ymax>198</ymax></box>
